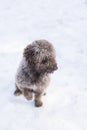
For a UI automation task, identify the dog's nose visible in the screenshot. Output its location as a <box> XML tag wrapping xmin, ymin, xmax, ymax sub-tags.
<box><xmin>53</xmin><ymin>64</ymin><xmax>58</xmax><ymax>70</ymax></box>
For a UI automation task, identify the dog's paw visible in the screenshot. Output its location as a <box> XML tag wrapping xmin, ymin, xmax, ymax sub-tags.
<box><xmin>43</xmin><ymin>92</ymin><xmax>46</xmax><ymax>96</ymax></box>
<box><xmin>25</xmin><ymin>92</ymin><xmax>33</xmax><ymax>100</ymax></box>
<box><xmin>35</xmin><ymin>100</ymin><xmax>43</xmax><ymax>107</ymax></box>
<box><xmin>14</xmin><ymin>89</ymin><xmax>22</xmax><ymax>96</ymax></box>
<box><xmin>24</xmin><ymin>89</ymin><xmax>33</xmax><ymax>100</ymax></box>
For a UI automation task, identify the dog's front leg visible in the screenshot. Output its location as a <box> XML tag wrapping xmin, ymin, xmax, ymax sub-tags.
<box><xmin>34</xmin><ymin>92</ymin><xmax>43</xmax><ymax>107</ymax></box>
<box><xmin>23</xmin><ymin>88</ymin><xmax>33</xmax><ymax>100</ymax></box>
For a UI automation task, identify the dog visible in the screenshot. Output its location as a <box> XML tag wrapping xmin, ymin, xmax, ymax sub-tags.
<box><xmin>14</xmin><ymin>40</ymin><xmax>58</xmax><ymax>107</ymax></box>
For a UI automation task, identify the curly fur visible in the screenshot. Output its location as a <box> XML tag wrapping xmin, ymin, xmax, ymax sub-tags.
<box><xmin>14</xmin><ymin>40</ymin><xmax>58</xmax><ymax>107</ymax></box>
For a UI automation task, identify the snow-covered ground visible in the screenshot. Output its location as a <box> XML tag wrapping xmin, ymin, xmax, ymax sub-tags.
<box><xmin>0</xmin><ymin>0</ymin><xmax>87</xmax><ymax>130</ymax></box>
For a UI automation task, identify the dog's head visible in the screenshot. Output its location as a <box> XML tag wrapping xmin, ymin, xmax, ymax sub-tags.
<box><xmin>23</xmin><ymin>40</ymin><xmax>58</xmax><ymax>74</ymax></box>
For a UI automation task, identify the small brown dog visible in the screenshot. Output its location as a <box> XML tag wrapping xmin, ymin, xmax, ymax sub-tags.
<box><xmin>14</xmin><ymin>40</ymin><xmax>58</xmax><ymax>107</ymax></box>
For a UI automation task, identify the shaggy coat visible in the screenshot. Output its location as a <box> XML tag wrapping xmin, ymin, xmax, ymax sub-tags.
<box><xmin>14</xmin><ymin>40</ymin><xmax>58</xmax><ymax>107</ymax></box>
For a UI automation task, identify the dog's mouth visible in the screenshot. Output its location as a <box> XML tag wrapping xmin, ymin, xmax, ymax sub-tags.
<box><xmin>47</xmin><ymin>70</ymin><xmax>54</xmax><ymax>73</ymax></box>
<box><xmin>47</xmin><ymin>64</ymin><xmax>58</xmax><ymax>74</ymax></box>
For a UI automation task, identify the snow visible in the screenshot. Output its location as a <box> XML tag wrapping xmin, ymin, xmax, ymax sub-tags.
<box><xmin>0</xmin><ymin>0</ymin><xmax>87</xmax><ymax>130</ymax></box>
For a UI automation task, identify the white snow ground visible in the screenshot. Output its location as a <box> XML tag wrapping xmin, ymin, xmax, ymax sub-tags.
<box><xmin>0</xmin><ymin>0</ymin><xmax>87</xmax><ymax>130</ymax></box>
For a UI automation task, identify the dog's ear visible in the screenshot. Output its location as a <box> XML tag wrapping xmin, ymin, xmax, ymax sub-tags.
<box><xmin>23</xmin><ymin>45</ymin><xmax>34</xmax><ymax>64</ymax></box>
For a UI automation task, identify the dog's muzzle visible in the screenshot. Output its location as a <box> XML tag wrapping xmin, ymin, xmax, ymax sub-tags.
<box><xmin>53</xmin><ymin>63</ymin><xmax>58</xmax><ymax>71</ymax></box>
<box><xmin>47</xmin><ymin>63</ymin><xmax>58</xmax><ymax>73</ymax></box>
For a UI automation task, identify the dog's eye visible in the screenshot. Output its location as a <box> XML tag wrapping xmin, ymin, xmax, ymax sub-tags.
<box><xmin>42</xmin><ymin>58</ymin><xmax>48</xmax><ymax>64</ymax></box>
